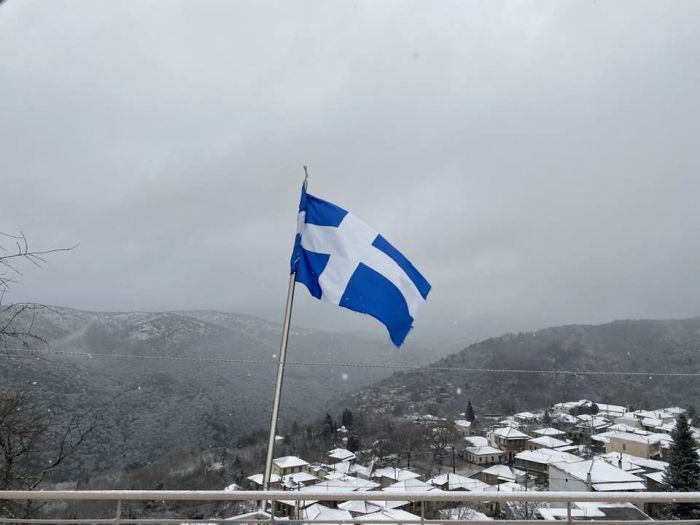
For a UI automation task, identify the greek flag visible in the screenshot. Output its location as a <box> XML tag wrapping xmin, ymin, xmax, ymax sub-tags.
<box><xmin>290</xmin><ymin>186</ymin><xmax>431</xmax><ymax>346</ymax></box>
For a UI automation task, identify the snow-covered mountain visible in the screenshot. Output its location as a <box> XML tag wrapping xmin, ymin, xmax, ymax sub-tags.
<box><xmin>0</xmin><ymin>306</ymin><xmax>436</xmax><ymax>480</ymax></box>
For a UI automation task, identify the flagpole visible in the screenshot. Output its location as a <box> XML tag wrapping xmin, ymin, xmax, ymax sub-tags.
<box><xmin>262</xmin><ymin>167</ymin><xmax>309</xmax><ymax>494</ymax></box>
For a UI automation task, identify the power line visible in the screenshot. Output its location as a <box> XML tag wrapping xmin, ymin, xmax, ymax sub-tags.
<box><xmin>2</xmin><ymin>349</ymin><xmax>699</xmax><ymax>378</ymax></box>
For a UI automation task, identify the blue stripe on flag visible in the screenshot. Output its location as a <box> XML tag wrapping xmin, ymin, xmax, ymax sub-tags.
<box><xmin>340</xmin><ymin>262</ymin><xmax>414</xmax><ymax>346</ymax></box>
<box><xmin>304</xmin><ymin>194</ymin><xmax>348</xmax><ymax>227</ymax></box>
<box><xmin>292</xmin><ymin>235</ymin><xmax>330</xmax><ymax>299</ymax></box>
<box><xmin>372</xmin><ymin>234</ymin><xmax>431</xmax><ymax>300</ymax></box>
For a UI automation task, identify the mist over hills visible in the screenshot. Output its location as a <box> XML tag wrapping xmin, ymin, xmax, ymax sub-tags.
<box><xmin>0</xmin><ymin>306</ymin><xmax>439</xmax><ymax>480</ymax></box>
<box><xmin>354</xmin><ymin>317</ymin><xmax>700</xmax><ymax>416</ymax></box>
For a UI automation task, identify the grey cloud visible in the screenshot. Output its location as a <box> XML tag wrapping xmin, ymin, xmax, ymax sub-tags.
<box><xmin>2</xmin><ymin>0</ymin><xmax>699</xmax><ymax>348</ymax></box>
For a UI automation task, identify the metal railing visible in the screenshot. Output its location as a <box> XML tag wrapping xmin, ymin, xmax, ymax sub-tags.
<box><xmin>1</xmin><ymin>490</ymin><xmax>699</xmax><ymax>525</ymax></box>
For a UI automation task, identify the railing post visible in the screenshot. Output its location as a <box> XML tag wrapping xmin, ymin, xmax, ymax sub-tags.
<box><xmin>114</xmin><ymin>499</ymin><xmax>122</xmax><ymax>525</ymax></box>
<box><xmin>421</xmin><ymin>500</ymin><xmax>425</xmax><ymax>525</ymax></box>
<box><xmin>566</xmin><ymin>501</ymin><xmax>572</xmax><ymax>525</ymax></box>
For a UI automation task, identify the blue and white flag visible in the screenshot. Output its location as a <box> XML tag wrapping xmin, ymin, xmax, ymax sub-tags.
<box><xmin>290</xmin><ymin>186</ymin><xmax>431</xmax><ymax>346</ymax></box>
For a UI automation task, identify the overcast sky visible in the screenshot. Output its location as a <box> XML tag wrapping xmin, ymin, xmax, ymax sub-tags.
<box><xmin>2</xmin><ymin>1</ymin><xmax>699</xmax><ymax>347</ymax></box>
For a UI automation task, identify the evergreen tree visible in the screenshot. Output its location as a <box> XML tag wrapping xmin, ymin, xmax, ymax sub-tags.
<box><xmin>590</xmin><ymin>403</ymin><xmax>599</xmax><ymax>415</ymax></box>
<box><xmin>465</xmin><ymin>400</ymin><xmax>475</xmax><ymax>422</ymax></box>
<box><xmin>543</xmin><ymin>410</ymin><xmax>551</xmax><ymax>425</ymax></box>
<box><xmin>322</xmin><ymin>413</ymin><xmax>336</xmax><ymax>441</ymax></box>
<box><xmin>662</xmin><ymin>413</ymin><xmax>700</xmax><ymax>519</ymax></box>
<box><xmin>346</xmin><ymin>434</ymin><xmax>361</xmax><ymax>452</ymax></box>
<box><xmin>341</xmin><ymin>408</ymin><xmax>353</xmax><ymax>429</ymax></box>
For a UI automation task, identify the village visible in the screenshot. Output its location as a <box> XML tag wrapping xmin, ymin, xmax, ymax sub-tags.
<box><xmin>229</xmin><ymin>400</ymin><xmax>698</xmax><ymax>523</ymax></box>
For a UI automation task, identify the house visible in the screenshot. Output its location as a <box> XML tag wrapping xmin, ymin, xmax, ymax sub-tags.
<box><xmin>598</xmin><ymin>452</ymin><xmax>667</xmax><ymax>477</ymax></box>
<box><xmin>246</xmin><ymin>473</ymin><xmax>280</xmax><ymax>489</ymax></box>
<box><xmin>454</xmin><ymin>419</ymin><xmax>473</xmax><ymax>435</ymax></box>
<box><xmin>552</xmin><ymin>400</ymin><xmax>593</xmax><ymax>414</ymax></box>
<box><xmin>271</xmin><ymin>455</ymin><xmax>309</xmax><ymax>477</ymax></box>
<box><xmin>527</xmin><ymin>436</ymin><xmax>572</xmax><ymax>450</ymax></box>
<box><xmin>338</xmin><ymin>500</ymin><xmax>385</xmax><ymax>516</ymax></box>
<box><xmin>465</xmin><ymin>446</ymin><xmax>504</xmax><ymax>465</ymax></box>
<box><xmin>570</xmin><ymin>417</ymin><xmax>611</xmax><ymax>439</ymax></box>
<box><xmin>465</xmin><ymin>435</ymin><xmax>489</xmax><ymax>447</ymax></box>
<box><xmin>596</xmin><ymin>404</ymin><xmax>628</xmax><ymax>419</ymax></box>
<box><xmin>480</xmin><ymin>464</ymin><xmax>526</xmax><ymax>485</ymax></box>
<box><xmin>605</xmin><ymin>432</ymin><xmax>662</xmax><ymax>459</ymax></box>
<box><xmin>327</xmin><ymin>448</ymin><xmax>356</xmax><ymax>464</ymax></box>
<box><xmin>281</xmin><ymin>472</ymin><xmax>319</xmax><ymax>489</ymax></box>
<box><xmin>489</xmin><ymin>427</ymin><xmax>530</xmax><ymax>460</ymax></box>
<box><xmin>533</xmin><ymin>427</ymin><xmax>567</xmax><ymax>438</ymax></box>
<box><xmin>514</xmin><ymin>411</ymin><xmax>539</xmax><ymax>423</ymax></box>
<box><xmin>548</xmin><ymin>459</ymin><xmax>645</xmax><ymax>492</ymax></box>
<box><xmin>356</xmin><ymin>508</ymin><xmax>421</xmax><ymax>525</ymax></box>
<box><xmin>427</xmin><ymin>472</ymin><xmax>490</xmax><ymax>491</ymax></box>
<box><xmin>298</xmin><ymin>504</ymin><xmax>352</xmax><ymax>522</ymax></box>
<box><xmin>515</xmin><ymin>448</ymin><xmax>581</xmax><ymax>485</ymax></box>
<box><xmin>372</xmin><ymin>466</ymin><xmax>421</xmax><ymax>488</ymax></box>
<box><xmin>538</xmin><ymin>502</ymin><xmax>651</xmax><ymax>521</ymax></box>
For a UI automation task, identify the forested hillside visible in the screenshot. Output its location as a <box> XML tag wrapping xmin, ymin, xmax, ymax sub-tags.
<box><xmin>355</xmin><ymin>318</ymin><xmax>700</xmax><ymax>416</ymax></box>
<box><xmin>0</xmin><ymin>306</ymin><xmax>436</xmax><ymax>481</ymax></box>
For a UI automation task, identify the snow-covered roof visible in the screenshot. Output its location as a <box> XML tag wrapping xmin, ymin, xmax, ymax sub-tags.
<box><xmin>465</xmin><ymin>436</ymin><xmax>489</xmax><ymax>447</ymax></box>
<box><xmin>247</xmin><ymin>473</ymin><xmax>280</xmax><ymax>486</ymax></box>
<box><xmin>327</xmin><ymin>461</ymin><xmax>351</xmax><ymax>475</ymax></box>
<box><xmin>607</xmin><ymin>423</ymin><xmax>639</xmax><ymax>433</ymax></box>
<box><xmin>481</xmin><ymin>464</ymin><xmax>523</xmax><ymax>481</ymax></box>
<box><xmin>516</xmin><ymin>448</ymin><xmax>580</xmax><ymax>465</ymax></box>
<box><xmin>372</xmin><ymin>467</ymin><xmax>421</xmax><ymax>482</ymax></box>
<box><xmin>383</xmin><ymin>478</ymin><xmax>436</xmax><ymax>493</ymax></box>
<box><xmin>455</xmin><ymin>419</ymin><xmax>472</xmax><ymax>428</ymax></box>
<box><xmin>596</xmin><ymin>403</ymin><xmax>627</xmax><ymax>414</ymax></box>
<box><xmin>550</xmin><ymin>459</ymin><xmax>643</xmax><ymax>488</ymax></box>
<box><xmin>492</xmin><ymin>427</ymin><xmax>530</xmax><ymax>439</ymax></box>
<box><xmin>528</xmin><ymin>436</ymin><xmax>572</xmax><ymax>448</ymax></box>
<box><xmin>427</xmin><ymin>473</ymin><xmax>490</xmax><ymax>491</ymax></box>
<box><xmin>338</xmin><ymin>500</ymin><xmax>384</xmax><ymax>515</ymax></box>
<box><xmin>644</xmin><ymin>471</ymin><xmax>665</xmax><ymax>484</ymax></box>
<box><xmin>466</xmin><ymin>445</ymin><xmax>503</xmax><ymax>456</ymax></box>
<box><xmin>330</xmin><ymin>475</ymin><xmax>380</xmax><ymax>491</ymax></box>
<box><xmin>299</xmin><ymin>504</ymin><xmax>352</xmax><ymax>522</ymax></box>
<box><xmin>599</xmin><ymin>452</ymin><xmax>667</xmax><ymax>473</ymax></box>
<box><xmin>356</xmin><ymin>508</ymin><xmax>421</xmax><ymax>523</ymax></box>
<box><xmin>439</xmin><ymin>507</ymin><xmax>492</xmax><ymax>521</ymax></box>
<box><xmin>484</xmin><ymin>481</ymin><xmax>527</xmax><ymax>492</ymax></box>
<box><xmin>533</xmin><ymin>427</ymin><xmax>566</xmax><ymax>437</ymax></box>
<box><xmin>328</xmin><ymin>448</ymin><xmax>356</xmax><ymax>461</ymax></box>
<box><xmin>348</xmin><ymin>463</ymin><xmax>371</xmax><ymax>477</ymax></box>
<box><xmin>274</xmin><ymin>455</ymin><xmax>309</xmax><ymax>469</ymax></box>
<box><xmin>515</xmin><ymin>411</ymin><xmax>538</xmax><ymax>418</ymax></box>
<box><xmin>281</xmin><ymin>472</ymin><xmax>319</xmax><ymax>487</ymax></box>
<box><xmin>592</xmin><ymin>481</ymin><xmax>646</xmax><ymax>491</ymax></box>
<box><xmin>608</xmin><ymin>432</ymin><xmax>652</xmax><ymax>444</ymax></box>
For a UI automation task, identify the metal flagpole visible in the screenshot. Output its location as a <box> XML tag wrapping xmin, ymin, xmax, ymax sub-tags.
<box><xmin>262</xmin><ymin>167</ymin><xmax>309</xmax><ymax>494</ymax></box>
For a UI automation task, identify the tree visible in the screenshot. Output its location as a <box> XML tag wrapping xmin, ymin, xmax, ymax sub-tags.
<box><xmin>341</xmin><ymin>408</ymin><xmax>353</xmax><ymax>429</ymax></box>
<box><xmin>687</xmin><ymin>405</ymin><xmax>696</xmax><ymax>425</ymax></box>
<box><xmin>0</xmin><ymin>388</ymin><xmax>93</xmax><ymax>518</ymax></box>
<box><xmin>661</xmin><ymin>413</ymin><xmax>700</xmax><ymax>519</ymax></box>
<box><xmin>542</xmin><ymin>410</ymin><xmax>551</xmax><ymax>425</ymax></box>
<box><xmin>465</xmin><ymin>400</ymin><xmax>475</xmax><ymax>423</ymax></box>
<box><xmin>589</xmin><ymin>403</ymin><xmax>599</xmax><ymax>415</ymax></box>
<box><xmin>1</xmin><ymin>231</ymin><xmax>75</xmax><ymax>350</ymax></box>
<box><xmin>346</xmin><ymin>434</ymin><xmax>361</xmax><ymax>453</ymax></box>
<box><xmin>321</xmin><ymin>413</ymin><xmax>336</xmax><ymax>443</ymax></box>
